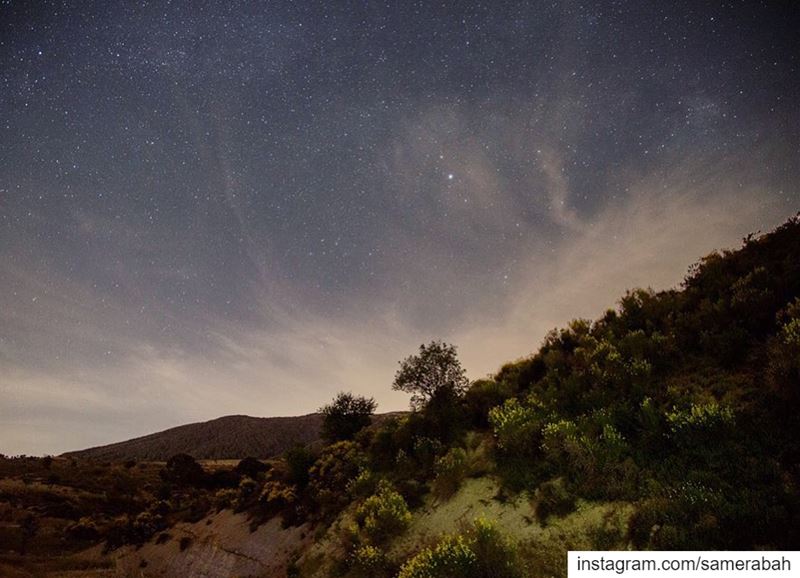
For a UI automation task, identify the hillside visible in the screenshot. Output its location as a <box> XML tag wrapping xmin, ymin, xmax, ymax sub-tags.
<box><xmin>63</xmin><ymin>413</ymin><xmax>406</xmax><ymax>461</ymax></box>
<box><xmin>63</xmin><ymin>414</ymin><xmax>323</xmax><ymax>461</ymax></box>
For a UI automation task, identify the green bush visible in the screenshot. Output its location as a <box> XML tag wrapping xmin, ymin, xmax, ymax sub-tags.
<box><xmin>258</xmin><ymin>481</ymin><xmax>297</xmax><ymax>516</ymax></box>
<box><xmin>349</xmin><ymin>544</ymin><xmax>391</xmax><ymax>577</ymax></box>
<box><xmin>767</xmin><ymin>299</ymin><xmax>800</xmax><ymax>404</ymax></box>
<box><xmin>397</xmin><ymin>519</ymin><xmax>520</xmax><ymax>578</ymax></box>
<box><xmin>309</xmin><ymin>441</ymin><xmax>367</xmax><ymax>516</ymax></box>
<box><xmin>489</xmin><ymin>397</ymin><xmax>547</xmax><ymax>489</ymax></box>
<box><xmin>666</xmin><ymin>403</ymin><xmax>734</xmax><ymax>448</ymax></box>
<box><xmin>628</xmin><ymin>481</ymin><xmax>727</xmax><ymax>549</ymax></box>
<box><xmin>397</xmin><ymin>534</ymin><xmax>476</xmax><ymax>578</ymax></box>
<box><xmin>368</xmin><ymin>419</ymin><xmax>402</xmax><ymax>472</ymax></box>
<box><xmin>131</xmin><ymin>511</ymin><xmax>163</xmax><ymax>543</ymax></box>
<box><xmin>540</xmin><ymin>419</ymin><xmax>582</xmax><ymax>471</ymax></box>
<box><xmin>489</xmin><ymin>398</ymin><xmax>542</xmax><ymax>458</ymax></box>
<box><xmin>347</xmin><ymin>468</ymin><xmax>380</xmax><ymax>499</ymax></box>
<box><xmin>469</xmin><ymin>518</ymin><xmax>521</xmax><ymax>578</ymax></box>
<box><xmin>539</xmin><ymin>415</ymin><xmax>631</xmax><ymax>498</ymax></box>
<box><xmin>534</xmin><ymin>478</ymin><xmax>576</xmax><ymax>524</ymax></box>
<box><xmin>432</xmin><ymin>447</ymin><xmax>468</xmax><ymax>499</ymax></box>
<box><xmin>213</xmin><ymin>488</ymin><xmax>238</xmax><ymax>511</ymax></box>
<box><xmin>354</xmin><ymin>481</ymin><xmax>412</xmax><ymax>544</ymax></box>
<box><xmin>464</xmin><ymin>379</ymin><xmax>514</xmax><ymax>428</ymax></box>
<box><xmin>231</xmin><ymin>476</ymin><xmax>259</xmax><ymax>511</ymax></box>
<box><xmin>412</xmin><ymin>436</ymin><xmax>445</xmax><ymax>475</ymax></box>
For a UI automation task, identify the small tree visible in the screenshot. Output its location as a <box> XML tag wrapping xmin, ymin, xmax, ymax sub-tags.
<box><xmin>320</xmin><ymin>391</ymin><xmax>377</xmax><ymax>442</ymax></box>
<box><xmin>393</xmin><ymin>341</ymin><xmax>469</xmax><ymax>410</ymax></box>
<box><xmin>161</xmin><ymin>454</ymin><xmax>206</xmax><ymax>487</ymax></box>
<box><xmin>235</xmin><ymin>457</ymin><xmax>269</xmax><ymax>480</ymax></box>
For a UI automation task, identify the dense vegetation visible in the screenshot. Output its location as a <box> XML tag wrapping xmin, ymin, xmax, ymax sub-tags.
<box><xmin>2</xmin><ymin>216</ymin><xmax>799</xmax><ymax>576</ymax></box>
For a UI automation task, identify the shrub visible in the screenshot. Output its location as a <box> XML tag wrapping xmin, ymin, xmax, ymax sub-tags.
<box><xmin>540</xmin><ymin>419</ymin><xmax>582</xmax><ymax>472</ymax></box>
<box><xmin>368</xmin><ymin>419</ymin><xmax>402</xmax><ymax>472</ymax></box>
<box><xmin>161</xmin><ymin>454</ymin><xmax>206</xmax><ymax>487</ymax></box>
<box><xmin>469</xmin><ymin>518</ymin><xmax>521</xmax><ymax>578</ymax></box>
<box><xmin>348</xmin><ymin>468</ymin><xmax>380</xmax><ymax>499</ymax></box>
<box><xmin>355</xmin><ymin>481</ymin><xmax>412</xmax><ymax>544</ymax></box>
<box><xmin>258</xmin><ymin>481</ymin><xmax>297</xmax><ymax>516</ymax></box>
<box><xmin>539</xmin><ymin>415</ymin><xmax>631</xmax><ymax>498</ymax></box>
<box><xmin>397</xmin><ymin>534</ymin><xmax>476</xmax><ymax>578</ymax></box>
<box><xmin>285</xmin><ymin>445</ymin><xmax>316</xmax><ymax>489</ymax></box>
<box><xmin>411</xmin><ymin>436</ymin><xmax>445</xmax><ymax>475</ymax></box>
<box><xmin>214</xmin><ymin>488</ymin><xmax>238</xmax><ymax>511</ymax></box>
<box><xmin>489</xmin><ymin>398</ymin><xmax>542</xmax><ymax>458</ymax></box>
<box><xmin>131</xmin><ymin>511</ymin><xmax>163</xmax><ymax>543</ymax></box>
<box><xmin>432</xmin><ymin>447</ymin><xmax>468</xmax><ymax>499</ymax></box>
<box><xmin>534</xmin><ymin>478</ymin><xmax>576</xmax><ymax>524</ymax></box>
<box><xmin>309</xmin><ymin>441</ymin><xmax>366</xmax><ymax>516</ymax></box>
<box><xmin>628</xmin><ymin>481</ymin><xmax>727</xmax><ymax>550</ymax></box>
<box><xmin>395</xmin><ymin>479</ymin><xmax>427</xmax><ymax>509</ymax></box>
<box><xmin>66</xmin><ymin>517</ymin><xmax>100</xmax><ymax>541</ymax></box>
<box><xmin>235</xmin><ymin>457</ymin><xmax>269</xmax><ymax>480</ymax></box>
<box><xmin>767</xmin><ymin>299</ymin><xmax>800</xmax><ymax>404</ymax></box>
<box><xmin>397</xmin><ymin>519</ymin><xmax>520</xmax><ymax>578</ymax></box>
<box><xmin>349</xmin><ymin>544</ymin><xmax>391</xmax><ymax>577</ymax></box>
<box><xmin>464</xmin><ymin>379</ymin><xmax>514</xmax><ymax>428</ymax></box>
<box><xmin>666</xmin><ymin>403</ymin><xmax>734</xmax><ymax>448</ymax></box>
<box><xmin>236</xmin><ymin>476</ymin><xmax>260</xmax><ymax>508</ymax></box>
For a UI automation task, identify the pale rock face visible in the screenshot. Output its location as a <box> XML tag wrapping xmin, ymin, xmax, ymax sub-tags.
<box><xmin>114</xmin><ymin>510</ymin><xmax>313</xmax><ymax>578</ymax></box>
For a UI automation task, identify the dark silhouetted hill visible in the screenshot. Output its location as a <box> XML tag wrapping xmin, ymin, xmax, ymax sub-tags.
<box><xmin>63</xmin><ymin>414</ymin><xmax>323</xmax><ymax>461</ymax></box>
<box><xmin>63</xmin><ymin>413</ymin><xmax>405</xmax><ymax>461</ymax></box>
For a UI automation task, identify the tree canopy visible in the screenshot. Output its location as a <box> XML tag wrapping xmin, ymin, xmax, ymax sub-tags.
<box><xmin>320</xmin><ymin>391</ymin><xmax>377</xmax><ymax>442</ymax></box>
<box><xmin>392</xmin><ymin>340</ymin><xmax>469</xmax><ymax>410</ymax></box>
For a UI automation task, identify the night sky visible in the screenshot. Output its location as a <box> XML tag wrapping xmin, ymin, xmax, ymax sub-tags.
<box><xmin>1</xmin><ymin>1</ymin><xmax>798</xmax><ymax>455</ymax></box>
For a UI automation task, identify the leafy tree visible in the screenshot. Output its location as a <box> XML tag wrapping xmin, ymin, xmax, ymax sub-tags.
<box><xmin>393</xmin><ymin>340</ymin><xmax>469</xmax><ymax>410</ymax></box>
<box><xmin>319</xmin><ymin>391</ymin><xmax>377</xmax><ymax>442</ymax></box>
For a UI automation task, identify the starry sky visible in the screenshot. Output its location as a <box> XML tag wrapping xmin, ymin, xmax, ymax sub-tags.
<box><xmin>1</xmin><ymin>1</ymin><xmax>798</xmax><ymax>455</ymax></box>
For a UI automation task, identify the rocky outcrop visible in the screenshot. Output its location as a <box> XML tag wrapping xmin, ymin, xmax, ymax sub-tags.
<box><xmin>114</xmin><ymin>510</ymin><xmax>313</xmax><ymax>578</ymax></box>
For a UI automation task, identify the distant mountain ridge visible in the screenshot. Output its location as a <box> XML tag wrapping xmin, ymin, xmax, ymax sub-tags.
<box><xmin>62</xmin><ymin>413</ymin><xmax>365</xmax><ymax>461</ymax></box>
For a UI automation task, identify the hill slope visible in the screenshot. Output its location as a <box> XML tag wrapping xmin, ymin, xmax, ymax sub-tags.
<box><xmin>64</xmin><ymin>412</ymin><xmax>406</xmax><ymax>461</ymax></box>
<box><xmin>63</xmin><ymin>414</ymin><xmax>324</xmax><ymax>461</ymax></box>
